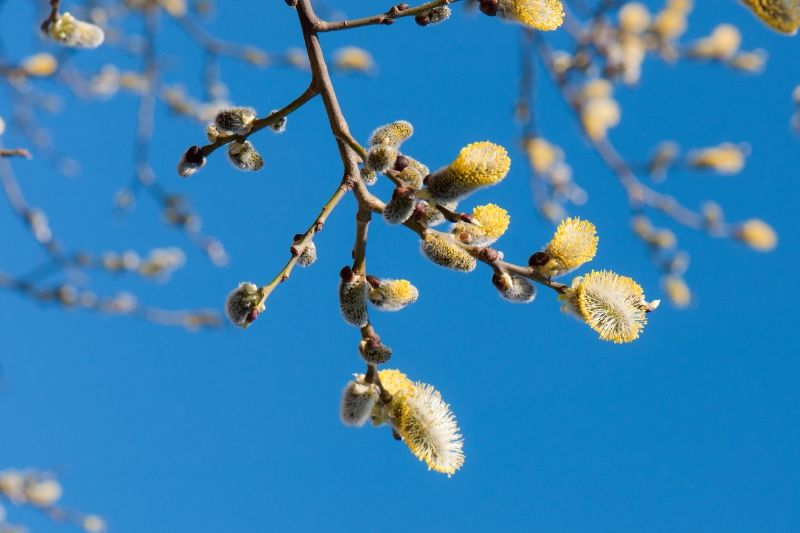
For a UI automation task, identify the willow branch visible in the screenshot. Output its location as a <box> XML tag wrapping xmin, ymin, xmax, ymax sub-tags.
<box><xmin>200</xmin><ymin>84</ymin><xmax>319</xmax><ymax>157</ymax></box>
<box><xmin>304</xmin><ymin>0</ymin><xmax>459</xmax><ymax>32</ymax></box>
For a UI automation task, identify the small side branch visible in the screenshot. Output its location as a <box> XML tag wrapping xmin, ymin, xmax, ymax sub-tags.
<box><xmin>308</xmin><ymin>0</ymin><xmax>460</xmax><ymax>32</ymax></box>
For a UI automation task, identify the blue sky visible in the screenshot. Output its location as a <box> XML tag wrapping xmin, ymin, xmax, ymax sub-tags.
<box><xmin>1</xmin><ymin>0</ymin><xmax>799</xmax><ymax>531</ymax></box>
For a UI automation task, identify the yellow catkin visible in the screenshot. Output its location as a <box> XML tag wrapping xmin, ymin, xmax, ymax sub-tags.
<box><xmin>736</xmin><ymin>219</ymin><xmax>777</xmax><ymax>251</ymax></box>
<box><xmin>540</xmin><ymin>218</ymin><xmax>598</xmax><ymax>277</ymax></box>
<box><xmin>453</xmin><ymin>204</ymin><xmax>510</xmax><ymax>246</ymax></box>
<box><xmin>425</xmin><ymin>142</ymin><xmax>511</xmax><ymax>203</ymax></box>
<box><xmin>739</xmin><ymin>0</ymin><xmax>800</xmax><ymax>35</ymax></box>
<box><xmin>496</xmin><ymin>0</ymin><xmax>565</xmax><ymax>31</ymax></box>
<box><xmin>575</xmin><ymin>270</ymin><xmax>648</xmax><ymax>343</ymax></box>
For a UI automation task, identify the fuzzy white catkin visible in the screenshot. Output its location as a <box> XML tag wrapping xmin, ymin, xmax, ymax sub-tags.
<box><xmin>340</xmin><ymin>378</ymin><xmax>378</xmax><ymax>427</ymax></box>
<box><xmin>339</xmin><ymin>278</ymin><xmax>369</xmax><ymax>327</ymax></box>
<box><xmin>383</xmin><ymin>195</ymin><xmax>415</xmax><ymax>225</ymax></box>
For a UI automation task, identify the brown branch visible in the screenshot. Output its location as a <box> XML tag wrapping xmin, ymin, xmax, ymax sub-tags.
<box><xmin>40</xmin><ymin>0</ymin><xmax>60</xmax><ymax>33</ymax></box>
<box><xmin>304</xmin><ymin>0</ymin><xmax>459</xmax><ymax>32</ymax></box>
<box><xmin>200</xmin><ymin>83</ymin><xmax>319</xmax><ymax>157</ymax></box>
<box><xmin>0</xmin><ymin>149</ymin><xmax>32</xmax><ymax>159</ymax></box>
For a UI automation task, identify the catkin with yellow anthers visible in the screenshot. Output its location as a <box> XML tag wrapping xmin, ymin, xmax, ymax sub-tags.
<box><xmin>494</xmin><ymin>272</ymin><xmax>537</xmax><ymax>303</ymax></box>
<box><xmin>739</xmin><ymin>0</ymin><xmax>800</xmax><ymax>35</ymax></box>
<box><xmin>560</xmin><ymin>270</ymin><xmax>649</xmax><ymax>344</ymax></box>
<box><xmin>368</xmin><ymin>121</ymin><xmax>414</xmax><ymax>148</ymax></box>
<box><xmin>397</xmin><ymin>167</ymin><xmax>423</xmax><ymax>189</ymax></box>
<box><xmin>735</xmin><ymin>218</ymin><xmax>777</xmax><ymax>251</ymax></box>
<box><xmin>688</xmin><ymin>143</ymin><xmax>747</xmax><ymax>174</ymax></box>
<box><xmin>662</xmin><ymin>274</ymin><xmax>691</xmax><ymax>308</ymax></box>
<box><xmin>366</xmin><ymin>144</ymin><xmax>398</xmax><ymax>173</ymax></box>
<box><xmin>378</xmin><ymin>369</ymin><xmax>415</xmax><ymax>397</ymax></box>
<box><xmin>420</xmin><ymin>234</ymin><xmax>476</xmax><ymax>272</ymax></box>
<box><xmin>339</xmin><ymin>274</ymin><xmax>369</xmax><ymax>328</ymax></box>
<box><xmin>359</xmin><ymin>336</ymin><xmax>393</xmax><ymax>365</ymax></box>
<box><xmin>177</xmin><ymin>146</ymin><xmax>206</xmax><ymax>177</ymax></box>
<box><xmin>535</xmin><ymin>218</ymin><xmax>598</xmax><ymax>277</ymax></box>
<box><xmin>297</xmin><ymin>242</ymin><xmax>317</xmax><ymax>267</ymax></box>
<box><xmin>48</xmin><ymin>13</ymin><xmax>104</xmax><ymax>49</ymax></box>
<box><xmin>423</xmin><ymin>142</ymin><xmax>511</xmax><ymax>203</ymax></box>
<box><xmin>496</xmin><ymin>0</ymin><xmax>564</xmax><ymax>31</ymax></box>
<box><xmin>580</xmin><ymin>97</ymin><xmax>621</xmax><ymax>141</ymax></box>
<box><xmin>383</xmin><ymin>193</ymin><xmax>415</xmax><ymax>226</ymax></box>
<box><xmin>392</xmin><ymin>380</ymin><xmax>465</xmax><ymax>476</ymax></box>
<box><xmin>452</xmin><ymin>203</ymin><xmax>510</xmax><ymax>246</ymax></box>
<box><xmin>368</xmin><ymin>279</ymin><xmax>419</xmax><ymax>311</ymax></box>
<box><xmin>225</xmin><ymin>282</ymin><xmax>263</xmax><ymax>328</ymax></box>
<box><xmin>340</xmin><ymin>375</ymin><xmax>379</xmax><ymax>427</ymax></box>
<box><xmin>360</xmin><ymin>167</ymin><xmax>377</xmax><ymax>186</ymax></box>
<box><xmin>227</xmin><ymin>141</ymin><xmax>264</xmax><ymax>171</ymax></box>
<box><xmin>20</xmin><ymin>53</ymin><xmax>58</xmax><ymax>77</ymax></box>
<box><xmin>214</xmin><ymin>107</ymin><xmax>257</xmax><ymax>134</ymax></box>
<box><xmin>420</xmin><ymin>200</ymin><xmax>458</xmax><ymax>227</ymax></box>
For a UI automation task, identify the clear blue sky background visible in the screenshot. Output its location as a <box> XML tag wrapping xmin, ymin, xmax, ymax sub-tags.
<box><xmin>1</xmin><ymin>0</ymin><xmax>799</xmax><ymax>531</ymax></box>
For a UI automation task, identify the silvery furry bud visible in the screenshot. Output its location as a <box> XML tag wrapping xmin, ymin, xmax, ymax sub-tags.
<box><xmin>383</xmin><ymin>193</ymin><xmax>415</xmax><ymax>225</ymax></box>
<box><xmin>225</xmin><ymin>282</ymin><xmax>265</xmax><ymax>328</ymax></box>
<box><xmin>227</xmin><ymin>141</ymin><xmax>264</xmax><ymax>171</ymax></box>
<box><xmin>340</xmin><ymin>375</ymin><xmax>379</xmax><ymax>427</ymax></box>
<box><xmin>359</xmin><ymin>335</ymin><xmax>393</xmax><ymax>365</ymax></box>
<box><xmin>366</xmin><ymin>144</ymin><xmax>399</xmax><ymax>173</ymax></box>
<box><xmin>268</xmin><ymin>109</ymin><xmax>287</xmax><ymax>134</ymax></box>
<box><xmin>297</xmin><ymin>241</ymin><xmax>317</xmax><ymax>267</ymax></box>
<box><xmin>339</xmin><ymin>272</ymin><xmax>369</xmax><ymax>327</ymax></box>
<box><xmin>177</xmin><ymin>146</ymin><xmax>206</xmax><ymax>177</ymax></box>
<box><xmin>215</xmin><ymin>107</ymin><xmax>257</xmax><ymax>134</ymax></box>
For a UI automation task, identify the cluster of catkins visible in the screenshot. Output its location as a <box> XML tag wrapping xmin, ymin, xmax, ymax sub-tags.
<box><xmin>177</xmin><ymin>107</ymin><xmax>287</xmax><ymax>177</ymax></box>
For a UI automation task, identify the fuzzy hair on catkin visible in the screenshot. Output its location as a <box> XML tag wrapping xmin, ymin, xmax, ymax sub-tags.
<box><xmin>48</xmin><ymin>13</ymin><xmax>105</xmax><ymax>49</ymax></box>
<box><xmin>383</xmin><ymin>195</ymin><xmax>415</xmax><ymax>225</ymax></box>
<box><xmin>366</xmin><ymin>144</ymin><xmax>399</xmax><ymax>173</ymax></box>
<box><xmin>420</xmin><ymin>234</ymin><xmax>476</xmax><ymax>272</ymax></box>
<box><xmin>215</xmin><ymin>107</ymin><xmax>257</xmax><ymax>134</ymax></box>
<box><xmin>360</xmin><ymin>167</ymin><xmax>378</xmax><ymax>186</ymax></box>
<box><xmin>268</xmin><ymin>109</ymin><xmax>287</xmax><ymax>133</ymax></box>
<box><xmin>497</xmin><ymin>273</ymin><xmax>537</xmax><ymax>303</ymax></box>
<box><xmin>368</xmin><ymin>121</ymin><xmax>414</xmax><ymax>147</ymax></box>
<box><xmin>177</xmin><ymin>146</ymin><xmax>206</xmax><ymax>177</ymax></box>
<box><xmin>340</xmin><ymin>377</ymin><xmax>378</xmax><ymax>427</ymax></box>
<box><xmin>368</xmin><ymin>279</ymin><xmax>419</xmax><ymax>311</ymax></box>
<box><xmin>225</xmin><ymin>282</ymin><xmax>259</xmax><ymax>327</ymax></box>
<box><xmin>359</xmin><ymin>340</ymin><xmax>393</xmax><ymax>365</ymax></box>
<box><xmin>227</xmin><ymin>141</ymin><xmax>264</xmax><ymax>171</ymax></box>
<box><xmin>339</xmin><ymin>277</ymin><xmax>369</xmax><ymax>327</ymax></box>
<box><xmin>297</xmin><ymin>242</ymin><xmax>317</xmax><ymax>267</ymax></box>
<box><xmin>427</xmin><ymin>6</ymin><xmax>452</xmax><ymax>24</ymax></box>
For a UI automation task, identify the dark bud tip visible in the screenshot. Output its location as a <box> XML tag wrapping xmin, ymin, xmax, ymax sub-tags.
<box><xmin>479</xmin><ymin>247</ymin><xmax>499</xmax><ymax>262</ymax></box>
<box><xmin>185</xmin><ymin>145</ymin><xmax>205</xmax><ymax>164</ymax></box>
<box><xmin>365</xmin><ymin>274</ymin><xmax>381</xmax><ymax>288</ymax></box>
<box><xmin>394</xmin><ymin>155</ymin><xmax>409</xmax><ymax>172</ymax></box>
<box><xmin>458</xmin><ymin>232</ymin><xmax>471</xmax><ymax>242</ymax></box>
<box><xmin>393</xmin><ymin>187</ymin><xmax>412</xmax><ymax>198</ymax></box>
<box><xmin>491</xmin><ymin>273</ymin><xmax>507</xmax><ymax>290</ymax></box>
<box><xmin>293</xmin><ymin>233</ymin><xmax>303</xmax><ymax>242</ymax></box>
<box><xmin>290</xmin><ymin>245</ymin><xmax>301</xmax><ymax>257</ymax></box>
<box><xmin>479</xmin><ymin>0</ymin><xmax>498</xmax><ymax>16</ymax></box>
<box><xmin>528</xmin><ymin>251</ymin><xmax>550</xmax><ymax>267</ymax></box>
<box><xmin>423</xmin><ymin>174</ymin><xmax>431</xmax><ymax>185</ymax></box>
<box><xmin>380</xmin><ymin>17</ymin><xmax>395</xmax><ymax>25</ymax></box>
<box><xmin>412</xmin><ymin>203</ymin><xmax>426</xmax><ymax>221</ymax></box>
<box><xmin>392</xmin><ymin>428</ymin><xmax>403</xmax><ymax>441</ymax></box>
<box><xmin>246</xmin><ymin>308</ymin><xmax>260</xmax><ymax>324</ymax></box>
<box><xmin>366</xmin><ymin>333</ymin><xmax>382</xmax><ymax>350</ymax></box>
<box><xmin>315</xmin><ymin>222</ymin><xmax>324</xmax><ymax>232</ymax></box>
<box><xmin>415</xmin><ymin>14</ymin><xmax>430</xmax><ymax>26</ymax></box>
<box><xmin>397</xmin><ymin>2</ymin><xmax>410</xmax><ymax>10</ymax></box>
<box><xmin>340</xmin><ymin>265</ymin><xmax>355</xmax><ymax>282</ymax></box>
<box><xmin>460</xmin><ymin>213</ymin><xmax>474</xmax><ymax>224</ymax></box>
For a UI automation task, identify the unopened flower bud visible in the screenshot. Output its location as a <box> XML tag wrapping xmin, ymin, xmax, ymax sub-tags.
<box><xmin>528</xmin><ymin>251</ymin><xmax>550</xmax><ymax>266</ymax></box>
<box><xmin>365</xmin><ymin>275</ymin><xmax>381</xmax><ymax>287</ymax></box>
<box><xmin>339</xmin><ymin>274</ymin><xmax>369</xmax><ymax>327</ymax></box>
<box><xmin>359</xmin><ymin>336</ymin><xmax>393</xmax><ymax>365</ymax></box>
<box><xmin>215</xmin><ymin>107</ymin><xmax>256</xmax><ymax>134</ymax></box>
<box><xmin>495</xmin><ymin>272</ymin><xmax>536</xmax><ymax>303</ymax></box>
<box><xmin>397</xmin><ymin>3</ymin><xmax>410</xmax><ymax>10</ymax></box>
<box><xmin>394</xmin><ymin>155</ymin><xmax>409</xmax><ymax>171</ymax></box>
<box><xmin>268</xmin><ymin>109</ymin><xmax>287</xmax><ymax>133</ymax></box>
<box><xmin>360</xmin><ymin>167</ymin><xmax>377</xmax><ymax>186</ymax></box>
<box><xmin>479</xmin><ymin>0</ymin><xmax>498</xmax><ymax>16</ymax></box>
<box><xmin>383</xmin><ymin>194</ymin><xmax>415</xmax><ymax>225</ymax></box>
<box><xmin>177</xmin><ymin>145</ymin><xmax>206</xmax><ymax>177</ymax></box>
<box><xmin>415</xmin><ymin>14</ymin><xmax>430</xmax><ymax>26</ymax></box>
<box><xmin>340</xmin><ymin>265</ymin><xmax>355</xmax><ymax>282</ymax></box>
<box><xmin>297</xmin><ymin>241</ymin><xmax>317</xmax><ymax>267</ymax></box>
<box><xmin>397</xmin><ymin>167</ymin><xmax>422</xmax><ymax>189</ymax></box>
<box><xmin>427</xmin><ymin>6</ymin><xmax>451</xmax><ymax>24</ymax></box>
<box><xmin>225</xmin><ymin>282</ymin><xmax>264</xmax><ymax>328</ymax></box>
<box><xmin>420</xmin><ymin>234</ymin><xmax>476</xmax><ymax>272</ymax></box>
<box><xmin>48</xmin><ymin>12</ymin><xmax>104</xmax><ymax>49</ymax></box>
<box><xmin>341</xmin><ymin>375</ymin><xmax>379</xmax><ymax>427</ymax></box>
<box><xmin>227</xmin><ymin>141</ymin><xmax>264</xmax><ymax>171</ymax></box>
